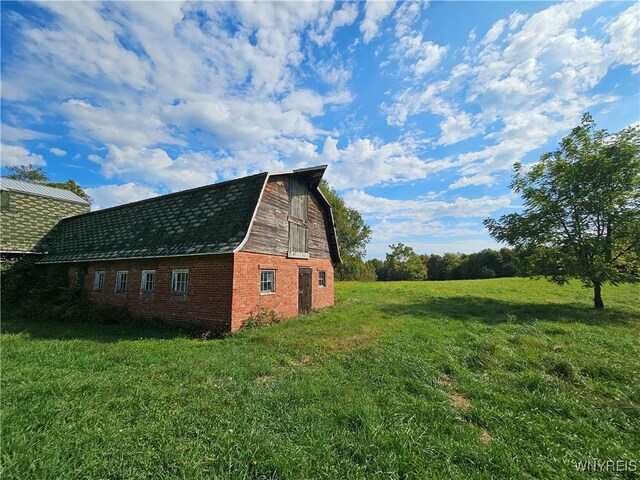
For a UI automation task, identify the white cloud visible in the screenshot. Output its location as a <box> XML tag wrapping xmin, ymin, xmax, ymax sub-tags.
<box><xmin>343</xmin><ymin>189</ymin><xmax>514</xmax><ymax>222</ymax></box>
<box><xmin>48</xmin><ymin>147</ymin><xmax>67</xmax><ymax>157</ymax></box>
<box><xmin>374</xmin><ymin>219</ymin><xmax>487</xmax><ymax>241</ymax></box>
<box><xmin>481</xmin><ymin>19</ymin><xmax>506</xmax><ymax>45</ymax></box>
<box><xmin>321</xmin><ymin>137</ymin><xmax>450</xmax><ymax>189</ymax></box>
<box><xmin>62</xmin><ymin>99</ymin><xmax>180</xmax><ymax>148</ymax></box>
<box><xmin>311</xmin><ymin>3</ymin><xmax>359</xmax><ymax>46</ymax></box>
<box><xmin>384</xmin><ymin>0</ymin><xmax>629</xmax><ymax>184</ymax></box>
<box><xmin>605</xmin><ymin>4</ymin><xmax>640</xmax><ymax>73</ymax></box>
<box><xmin>361</xmin><ymin>1</ymin><xmax>396</xmax><ymax>43</ymax></box>
<box><xmin>90</xmin><ymin>145</ymin><xmax>234</xmax><ymax>192</ymax></box>
<box><xmin>448</xmin><ymin>174</ymin><xmax>495</xmax><ymax>190</ymax></box>
<box><xmin>85</xmin><ymin>183</ymin><xmax>161</xmax><ymax>210</ymax></box>
<box><xmin>3</xmin><ymin>1</ymin><xmax>354</xmax><ymax>159</ymax></box>
<box><xmin>437</xmin><ymin>112</ymin><xmax>479</xmax><ymax>146</ymax></box>
<box><xmin>0</xmin><ymin>143</ymin><xmax>46</xmax><ymax>167</ymax></box>
<box><xmin>1</xmin><ymin>124</ymin><xmax>54</xmax><ymax>142</ymax></box>
<box><xmin>395</xmin><ymin>34</ymin><xmax>448</xmax><ymax>77</ymax></box>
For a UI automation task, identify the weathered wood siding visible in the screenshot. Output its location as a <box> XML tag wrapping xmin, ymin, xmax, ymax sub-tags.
<box><xmin>242</xmin><ymin>177</ymin><xmax>331</xmax><ymax>260</ymax></box>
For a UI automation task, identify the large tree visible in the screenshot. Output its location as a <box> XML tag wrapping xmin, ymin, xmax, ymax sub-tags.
<box><xmin>5</xmin><ymin>165</ymin><xmax>91</xmax><ymax>203</ymax></box>
<box><xmin>380</xmin><ymin>243</ymin><xmax>428</xmax><ymax>281</ymax></box>
<box><xmin>484</xmin><ymin>114</ymin><xmax>640</xmax><ymax>309</ymax></box>
<box><xmin>320</xmin><ymin>180</ymin><xmax>373</xmax><ymax>280</ymax></box>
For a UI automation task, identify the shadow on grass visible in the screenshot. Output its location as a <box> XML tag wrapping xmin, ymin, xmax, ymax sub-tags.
<box><xmin>0</xmin><ymin>310</ymin><xmax>211</xmax><ymax>343</ymax></box>
<box><xmin>381</xmin><ymin>296</ymin><xmax>637</xmax><ymax>326</ymax></box>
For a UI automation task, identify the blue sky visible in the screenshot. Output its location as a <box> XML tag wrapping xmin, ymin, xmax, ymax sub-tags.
<box><xmin>1</xmin><ymin>1</ymin><xmax>638</xmax><ymax>258</ymax></box>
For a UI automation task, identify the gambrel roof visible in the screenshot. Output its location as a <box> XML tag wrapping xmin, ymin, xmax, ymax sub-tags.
<box><xmin>38</xmin><ymin>166</ymin><xmax>340</xmax><ymax>264</ymax></box>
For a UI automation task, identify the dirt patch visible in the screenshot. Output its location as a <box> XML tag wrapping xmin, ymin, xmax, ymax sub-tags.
<box><xmin>334</xmin><ymin>332</ymin><xmax>375</xmax><ymax>351</ymax></box>
<box><xmin>294</xmin><ymin>355</ymin><xmax>313</xmax><ymax>366</ymax></box>
<box><xmin>479</xmin><ymin>428</ymin><xmax>492</xmax><ymax>443</ymax></box>
<box><xmin>255</xmin><ymin>375</ymin><xmax>271</xmax><ymax>385</ymax></box>
<box><xmin>437</xmin><ymin>374</ymin><xmax>453</xmax><ymax>388</ymax></box>
<box><xmin>448</xmin><ymin>392</ymin><xmax>472</xmax><ymax>411</ymax></box>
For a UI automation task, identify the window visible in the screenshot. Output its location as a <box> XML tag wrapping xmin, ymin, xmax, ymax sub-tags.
<box><xmin>318</xmin><ymin>271</ymin><xmax>326</xmax><ymax>288</ymax></box>
<box><xmin>115</xmin><ymin>271</ymin><xmax>128</xmax><ymax>292</ymax></box>
<box><xmin>288</xmin><ymin>177</ymin><xmax>309</xmax><ymax>258</ymax></box>
<box><xmin>171</xmin><ymin>269</ymin><xmax>189</xmax><ymax>295</ymax></box>
<box><xmin>0</xmin><ymin>191</ymin><xmax>9</xmax><ymax>209</ymax></box>
<box><xmin>140</xmin><ymin>270</ymin><xmax>156</xmax><ymax>293</ymax></box>
<box><xmin>260</xmin><ymin>270</ymin><xmax>275</xmax><ymax>294</ymax></box>
<box><xmin>93</xmin><ymin>271</ymin><xmax>105</xmax><ymax>291</ymax></box>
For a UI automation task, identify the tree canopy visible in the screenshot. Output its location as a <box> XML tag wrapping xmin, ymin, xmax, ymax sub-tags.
<box><xmin>320</xmin><ymin>180</ymin><xmax>374</xmax><ymax>280</ymax></box>
<box><xmin>378</xmin><ymin>243</ymin><xmax>428</xmax><ymax>281</ymax></box>
<box><xmin>5</xmin><ymin>165</ymin><xmax>92</xmax><ymax>203</ymax></box>
<box><xmin>484</xmin><ymin>114</ymin><xmax>640</xmax><ymax>309</ymax></box>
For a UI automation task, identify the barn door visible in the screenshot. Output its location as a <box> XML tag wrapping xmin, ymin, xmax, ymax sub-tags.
<box><xmin>298</xmin><ymin>268</ymin><xmax>312</xmax><ymax>314</ymax></box>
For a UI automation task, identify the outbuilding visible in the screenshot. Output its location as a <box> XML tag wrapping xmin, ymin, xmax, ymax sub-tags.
<box><xmin>38</xmin><ymin>165</ymin><xmax>340</xmax><ymax>331</ymax></box>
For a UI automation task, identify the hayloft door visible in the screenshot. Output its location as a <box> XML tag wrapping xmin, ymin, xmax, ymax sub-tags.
<box><xmin>298</xmin><ymin>268</ymin><xmax>312</xmax><ymax>314</ymax></box>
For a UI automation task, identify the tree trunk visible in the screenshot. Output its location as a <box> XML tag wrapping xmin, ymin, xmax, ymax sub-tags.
<box><xmin>593</xmin><ymin>281</ymin><xmax>604</xmax><ymax>309</ymax></box>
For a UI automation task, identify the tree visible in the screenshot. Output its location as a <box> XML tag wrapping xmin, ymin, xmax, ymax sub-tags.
<box><xmin>484</xmin><ymin>114</ymin><xmax>640</xmax><ymax>309</ymax></box>
<box><xmin>320</xmin><ymin>180</ymin><xmax>372</xmax><ymax>280</ymax></box>
<box><xmin>5</xmin><ymin>164</ymin><xmax>91</xmax><ymax>203</ymax></box>
<box><xmin>6</xmin><ymin>165</ymin><xmax>48</xmax><ymax>183</ymax></box>
<box><xmin>381</xmin><ymin>243</ymin><xmax>428</xmax><ymax>281</ymax></box>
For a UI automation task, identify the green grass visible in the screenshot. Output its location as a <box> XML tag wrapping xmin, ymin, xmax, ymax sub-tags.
<box><xmin>2</xmin><ymin>278</ymin><xmax>639</xmax><ymax>479</ymax></box>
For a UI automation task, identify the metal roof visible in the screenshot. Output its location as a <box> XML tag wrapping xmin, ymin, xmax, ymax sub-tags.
<box><xmin>0</xmin><ymin>177</ymin><xmax>90</xmax><ymax>205</ymax></box>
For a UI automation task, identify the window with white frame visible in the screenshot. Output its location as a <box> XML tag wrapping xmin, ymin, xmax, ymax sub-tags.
<box><xmin>171</xmin><ymin>269</ymin><xmax>189</xmax><ymax>295</ymax></box>
<box><xmin>140</xmin><ymin>270</ymin><xmax>156</xmax><ymax>293</ymax></box>
<box><xmin>115</xmin><ymin>271</ymin><xmax>128</xmax><ymax>292</ymax></box>
<box><xmin>260</xmin><ymin>270</ymin><xmax>275</xmax><ymax>294</ymax></box>
<box><xmin>93</xmin><ymin>271</ymin><xmax>105</xmax><ymax>291</ymax></box>
<box><xmin>318</xmin><ymin>271</ymin><xmax>326</xmax><ymax>288</ymax></box>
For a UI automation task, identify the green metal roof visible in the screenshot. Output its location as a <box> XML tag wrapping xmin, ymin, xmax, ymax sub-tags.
<box><xmin>38</xmin><ymin>172</ymin><xmax>268</xmax><ymax>263</ymax></box>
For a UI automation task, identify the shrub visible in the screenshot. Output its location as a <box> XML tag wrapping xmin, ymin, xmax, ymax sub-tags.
<box><xmin>242</xmin><ymin>306</ymin><xmax>281</xmax><ymax>329</ymax></box>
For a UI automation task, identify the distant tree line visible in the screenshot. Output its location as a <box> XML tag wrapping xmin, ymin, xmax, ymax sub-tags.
<box><xmin>365</xmin><ymin>243</ymin><xmax>521</xmax><ymax>282</ymax></box>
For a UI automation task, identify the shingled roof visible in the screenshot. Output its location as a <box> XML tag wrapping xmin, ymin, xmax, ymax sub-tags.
<box><xmin>38</xmin><ymin>172</ymin><xmax>268</xmax><ymax>263</ymax></box>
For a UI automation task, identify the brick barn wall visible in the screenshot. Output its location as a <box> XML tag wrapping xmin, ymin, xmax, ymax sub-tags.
<box><xmin>73</xmin><ymin>254</ymin><xmax>234</xmax><ymax>330</ymax></box>
<box><xmin>231</xmin><ymin>251</ymin><xmax>334</xmax><ymax>331</ymax></box>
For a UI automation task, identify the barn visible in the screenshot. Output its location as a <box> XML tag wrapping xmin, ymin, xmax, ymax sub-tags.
<box><xmin>37</xmin><ymin>165</ymin><xmax>341</xmax><ymax>331</ymax></box>
<box><xmin>0</xmin><ymin>178</ymin><xmax>90</xmax><ymax>265</ymax></box>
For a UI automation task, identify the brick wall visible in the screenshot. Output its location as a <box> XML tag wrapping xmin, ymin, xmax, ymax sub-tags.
<box><xmin>73</xmin><ymin>254</ymin><xmax>234</xmax><ymax>330</ymax></box>
<box><xmin>66</xmin><ymin>252</ymin><xmax>334</xmax><ymax>332</ymax></box>
<box><xmin>231</xmin><ymin>251</ymin><xmax>334</xmax><ymax>330</ymax></box>
<box><xmin>0</xmin><ymin>191</ymin><xmax>89</xmax><ymax>253</ymax></box>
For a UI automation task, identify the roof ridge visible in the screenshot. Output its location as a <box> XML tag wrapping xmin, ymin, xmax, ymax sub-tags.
<box><xmin>62</xmin><ymin>171</ymin><xmax>269</xmax><ymax>221</ymax></box>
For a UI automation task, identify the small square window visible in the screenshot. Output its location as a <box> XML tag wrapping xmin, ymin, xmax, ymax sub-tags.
<box><xmin>260</xmin><ymin>270</ymin><xmax>275</xmax><ymax>294</ymax></box>
<box><xmin>93</xmin><ymin>271</ymin><xmax>105</xmax><ymax>291</ymax></box>
<box><xmin>115</xmin><ymin>271</ymin><xmax>128</xmax><ymax>293</ymax></box>
<box><xmin>172</xmin><ymin>269</ymin><xmax>189</xmax><ymax>295</ymax></box>
<box><xmin>140</xmin><ymin>270</ymin><xmax>156</xmax><ymax>293</ymax></box>
<box><xmin>318</xmin><ymin>271</ymin><xmax>326</xmax><ymax>288</ymax></box>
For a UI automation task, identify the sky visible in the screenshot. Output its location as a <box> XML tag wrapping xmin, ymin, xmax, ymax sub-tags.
<box><xmin>1</xmin><ymin>1</ymin><xmax>638</xmax><ymax>259</ymax></box>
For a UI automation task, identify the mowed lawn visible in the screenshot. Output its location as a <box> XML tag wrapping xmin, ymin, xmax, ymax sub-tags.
<box><xmin>2</xmin><ymin>279</ymin><xmax>639</xmax><ymax>479</ymax></box>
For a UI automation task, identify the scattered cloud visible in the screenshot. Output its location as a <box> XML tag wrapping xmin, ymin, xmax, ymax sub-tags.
<box><xmin>343</xmin><ymin>190</ymin><xmax>514</xmax><ymax>222</ymax></box>
<box><xmin>85</xmin><ymin>183</ymin><xmax>161</xmax><ymax>210</ymax></box>
<box><xmin>361</xmin><ymin>1</ymin><xmax>396</xmax><ymax>44</ymax></box>
<box><xmin>1</xmin><ymin>124</ymin><xmax>55</xmax><ymax>142</ymax></box>
<box><xmin>0</xmin><ymin>143</ymin><xmax>46</xmax><ymax>167</ymax></box>
<box><xmin>48</xmin><ymin>147</ymin><xmax>67</xmax><ymax>157</ymax></box>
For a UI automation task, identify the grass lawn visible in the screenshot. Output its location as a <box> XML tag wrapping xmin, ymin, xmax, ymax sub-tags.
<box><xmin>2</xmin><ymin>278</ymin><xmax>639</xmax><ymax>479</ymax></box>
